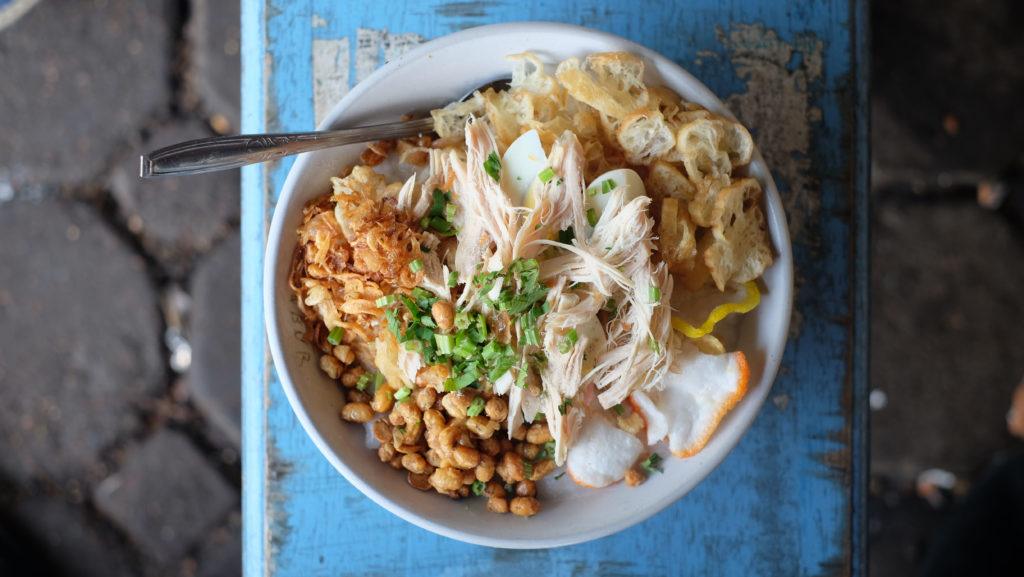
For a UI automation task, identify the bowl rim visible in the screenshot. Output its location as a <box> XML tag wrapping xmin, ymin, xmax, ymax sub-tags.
<box><xmin>264</xmin><ymin>20</ymin><xmax>794</xmax><ymax>549</ymax></box>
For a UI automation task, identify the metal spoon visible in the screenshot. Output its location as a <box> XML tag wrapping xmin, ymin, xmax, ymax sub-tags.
<box><xmin>139</xmin><ymin>78</ymin><xmax>510</xmax><ymax>178</ymax></box>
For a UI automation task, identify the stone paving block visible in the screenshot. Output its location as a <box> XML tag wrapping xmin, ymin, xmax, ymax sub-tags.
<box><xmin>0</xmin><ymin>199</ymin><xmax>164</xmax><ymax>484</ymax></box>
<box><xmin>188</xmin><ymin>0</ymin><xmax>241</xmax><ymax>130</ymax></box>
<box><xmin>873</xmin><ymin>0</ymin><xmax>1024</xmax><ymax>178</ymax></box>
<box><xmin>10</xmin><ymin>497</ymin><xmax>137</xmax><ymax>577</ymax></box>
<box><xmin>193</xmin><ymin>521</ymin><xmax>241</xmax><ymax>577</ymax></box>
<box><xmin>189</xmin><ymin>233</ymin><xmax>241</xmax><ymax>445</ymax></box>
<box><xmin>109</xmin><ymin>120</ymin><xmax>240</xmax><ymax>276</ymax></box>
<box><xmin>871</xmin><ymin>201</ymin><xmax>1024</xmax><ymax>482</ymax></box>
<box><xmin>0</xmin><ymin>0</ymin><xmax>173</xmax><ymax>187</ymax></box>
<box><xmin>93</xmin><ymin>429</ymin><xmax>236</xmax><ymax>565</ymax></box>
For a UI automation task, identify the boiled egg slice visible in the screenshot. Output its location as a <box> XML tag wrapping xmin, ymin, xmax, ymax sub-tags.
<box><xmin>566</xmin><ymin>413</ymin><xmax>644</xmax><ymax>488</ymax></box>
<box><xmin>500</xmin><ymin>129</ymin><xmax>548</xmax><ymax>207</ymax></box>
<box><xmin>584</xmin><ymin>168</ymin><xmax>645</xmax><ymax>222</ymax></box>
<box><xmin>630</xmin><ymin>342</ymin><xmax>749</xmax><ymax>457</ymax></box>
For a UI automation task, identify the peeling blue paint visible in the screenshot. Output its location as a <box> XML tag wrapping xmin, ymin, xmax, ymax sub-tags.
<box><xmin>241</xmin><ymin>1</ymin><xmax>869</xmax><ymax>575</ymax></box>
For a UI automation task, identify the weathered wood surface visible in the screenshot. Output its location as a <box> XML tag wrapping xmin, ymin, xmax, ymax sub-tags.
<box><xmin>241</xmin><ymin>1</ymin><xmax>869</xmax><ymax>575</ymax></box>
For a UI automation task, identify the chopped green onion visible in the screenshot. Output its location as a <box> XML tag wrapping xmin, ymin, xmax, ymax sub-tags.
<box><xmin>443</xmin><ymin>377</ymin><xmax>458</xmax><ymax>392</ymax></box>
<box><xmin>466</xmin><ymin>396</ymin><xmax>485</xmax><ymax>417</ymax></box>
<box><xmin>394</xmin><ymin>386</ymin><xmax>412</xmax><ymax>401</ymax></box>
<box><xmin>355</xmin><ymin>373</ymin><xmax>371</xmax><ymax>391</ymax></box>
<box><xmin>612</xmin><ymin>403</ymin><xmax>625</xmax><ymax>416</ymax></box>
<box><xmin>487</xmin><ymin>357</ymin><xmax>514</xmax><ymax>382</ymax></box>
<box><xmin>452</xmin><ymin>333</ymin><xmax>479</xmax><ymax>359</ymax></box>
<box><xmin>419</xmin><ymin>216</ymin><xmax>430</xmax><ymax>229</ymax></box>
<box><xmin>601</xmin><ymin>179</ymin><xmax>617</xmax><ymax>194</ymax></box>
<box><xmin>586</xmin><ymin>186</ymin><xmax>599</xmax><ymax>197</ymax></box>
<box><xmin>403</xmin><ymin>339</ymin><xmax>422</xmax><ymax>352</ymax></box>
<box><xmin>453</xmin><ymin>368</ymin><xmax>478</xmax><ymax>390</ymax></box>
<box><xmin>429</xmin><ymin>189</ymin><xmax>448</xmax><ymax>217</ymax></box>
<box><xmin>515</xmin><ymin>361</ymin><xmax>529</xmax><ymax>388</ymax></box>
<box><xmin>541</xmin><ymin>440</ymin><xmax>556</xmax><ymax>460</ymax></box>
<box><xmin>435</xmin><ymin>333</ymin><xmax>455</xmax><ymax>355</ymax></box>
<box><xmin>475</xmin><ymin>313</ymin><xmax>488</xmax><ymax>340</ymax></box>
<box><xmin>454</xmin><ymin>311</ymin><xmax>472</xmax><ymax>330</ymax></box>
<box><xmin>481</xmin><ymin>340</ymin><xmax>503</xmax><ymax>361</ymax></box>
<box><xmin>523</xmin><ymin>460</ymin><xmax>534</xmax><ymax>479</ymax></box>
<box><xmin>375</xmin><ymin>294</ymin><xmax>398</xmax><ymax>307</ymax></box>
<box><xmin>447</xmin><ymin>270</ymin><xmax>458</xmax><ymax>287</ymax></box>
<box><xmin>483</xmin><ymin>151</ymin><xmax>501</xmax><ymax>182</ymax></box>
<box><xmin>558</xmin><ymin>328</ymin><xmax>578</xmax><ymax>354</ymax></box>
<box><xmin>471</xmin><ymin>480</ymin><xmax>486</xmax><ymax>496</ymax></box>
<box><xmin>445</xmin><ymin>202</ymin><xmax>457</xmax><ymax>221</ymax></box>
<box><xmin>557</xmin><ymin>227</ymin><xmax>575</xmax><ymax>244</ymax></box>
<box><xmin>326</xmin><ymin>326</ymin><xmax>345</xmax><ymax>345</ymax></box>
<box><xmin>522</xmin><ymin>327</ymin><xmax>541</xmax><ymax>347</ymax></box>
<box><xmin>559</xmin><ymin>398</ymin><xmax>572</xmax><ymax>415</ymax></box>
<box><xmin>429</xmin><ymin>216</ymin><xmax>454</xmax><ymax>234</ymax></box>
<box><xmin>586</xmin><ymin>207</ymin><xmax>598</xmax><ymax>227</ymax></box>
<box><xmin>649</xmin><ymin>285</ymin><xmax>661</xmax><ymax>303</ymax></box>
<box><xmin>384</xmin><ymin>308</ymin><xmax>401</xmax><ymax>336</ymax></box>
<box><xmin>648</xmin><ymin>336</ymin><xmax>661</xmax><ymax>353</ymax></box>
<box><xmin>409</xmin><ymin>259</ymin><xmax>424</xmax><ymax>273</ymax></box>
<box><xmin>641</xmin><ymin>453</ymin><xmax>663</xmax><ymax>474</ymax></box>
<box><xmin>603</xmin><ymin>298</ymin><xmax>617</xmax><ymax>313</ymax></box>
<box><xmin>538</xmin><ymin>167</ymin><xmax>555</xmax><ymax>183</ymax></box>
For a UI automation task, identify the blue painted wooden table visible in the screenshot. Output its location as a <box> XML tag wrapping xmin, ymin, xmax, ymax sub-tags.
<box><xmin>241</xmin><ymin>1</ymin><xmax>869</xmax><ymax>575</ymax></box>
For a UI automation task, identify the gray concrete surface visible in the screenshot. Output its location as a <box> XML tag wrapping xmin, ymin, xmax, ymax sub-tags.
<box><xmin>0</xmin><ymin>1</ymin><xmax>242</xmax><ymax>575</ymax></box>
<box><xmin>93</xmin><ymin>430</ymin><xmax>236</xmax><ymax>566</ymax></box>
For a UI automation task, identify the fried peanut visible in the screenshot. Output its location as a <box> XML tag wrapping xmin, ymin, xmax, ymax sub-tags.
<box><xmin>388</xmin><ymin>455</ymin><xmax>404</xmax><ymax>470</ymax></box>
<box><xmin>530</xmin><ymin>459</ymin><xmax>557</xmax><ymax>480</ymax></box>
<box><xmin>332</xmin><ymin>344</ymin><xmax>355</xmax><ymax>365</ymax></box>
<box><xmin>526</xmin><ymin>423</ymin><xmax>553</xmax><ymax>444</ymax></box>
<box><xmin>475</xmin><ymin>454</ymin><xmax>496</xmax><ymax>482</ymax></box>
<box><xmin>441</xmin><ymin>391</ymin><xmax>475</xmax><ymax>419</ymax></box>
<box><xmin>389</xmin><ymin>400</ymin><xmax>422</xmax><ymax>426</ymax></box>
<box><xmin>451</xmin><ymin>446</ymin><xmax>481</xmax><ymax>469</ymax></box>
<box><xmin>625</xmin><ymin>468</ymin><xmax>645</xmax><ymax>487</ymax></box>
<box><xmin>346</xmin><ymin>390</ymin><xmax>371</xmax><ymax>403</ymax></box>
<box><xmin>378</xmin><ymin>443</ymin><xmax>396</xmax><ymax>463</ymax></box>
<box><xmin>407</xmin><ymin>472</ymin><xmax>432</xmax><ymax>491</ymax></box>
<box><xmin>371</xmin><ymin>419</ymin><xmax>392</xmax><ymax>444</ymax></box>
<box><xmin>515</xmin><ymin>480</ymin><xmax>537</xmax><ymax>497</ymax></box>
<box><xmin>487</xmin><ymin>496</ymin><xmax>509</xmax><ymax>514</ymax></box>
<box><xmin>401</xmin><ymin>453</ymin><xmax>430</xmax><ymax>475</ymax></box>
<box><xmin>431</xmin><ymin>300</ymin><xmax>455</xmax><ymax>332</ymax></box>
<box><xmin>371</xmin><ymin>386</ymin><xmax>394</xmax><ymax>413</ymax></box>
<box><xmin>496</xmin><ymin>452</ymin><xmax>525</xmax><ymax>483</ymax></box>
<box><xmin>478</xmin><ymin>437</ymin><xmax>501</xmax><ymax>456</ymax></box>
<box><xmin>319</xmin><ymin>354</ymin><xmax>343</xmax><ymax>379</ymax></box>
<box><xmin>340</xmin><ymin>369</ymin><xmax>361</xmax><ymax>388</ymax></box>
<box><xmin>429</xmin><ymin>467</ymin><xmax>463</xmax><ymax>492</ymax></box>
<box><xmin>414</xmin><ymin>386</ymin><xmax>437</xmax><ymax>411</ymax></box>
<box><xmin>510</xmin><ymin>496</ymin><xmax>540</xmax><ymax>517</ymax></box>
<box><xmin>465</xmin><ymin>416</ymin><xmax>499</xmax><ymax>439</ymax></box>
<box><xmin>340</xmin><ymin>402</ymin><xmax>373</xmax><ymax>423</ymax></box>
<box><xmin>416</xmin><ymin>364</ymin><xmax>451</xmax><ymax>391</ymax></box>
<box><xmin>484</xmin><ymin>397</ymin><xmax>508</xmax><ymax>421</ymax></box>
<box><xmin>517</xmin><ymin>442</ymin><xmax>540</xmax><ymax>461</ymax></box>
<box><xmin>484</xmin><ymin>480</ymin><xmax>506</xmax><ymax>498</ymax></box>
<box><xmin>510</xmin><ymin>424</ymin><xmax>527</xmax><ymax>440</ymax></box>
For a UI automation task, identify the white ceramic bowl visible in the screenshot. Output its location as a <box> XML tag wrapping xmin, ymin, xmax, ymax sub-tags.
<box><xmin>265</xmin><ymin>22</ymin><xmax>793</xmax><ymax>549</ymax></box>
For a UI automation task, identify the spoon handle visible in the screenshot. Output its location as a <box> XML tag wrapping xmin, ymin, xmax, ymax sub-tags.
<box><xmin>139</xmin><ymin>117</ymin><xmax>435</xmax><ymax>178</ymax></box>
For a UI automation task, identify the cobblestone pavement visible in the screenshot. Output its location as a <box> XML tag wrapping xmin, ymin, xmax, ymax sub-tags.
<box><xmin>1</xmin><ymin>1</ymin><xmax>1023</xmax><ymax>576</ymax></box>
<box><xmin>0</xmin><ymin>1</ymin><xmax>242</xmax><ymax>575</ymax></box>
